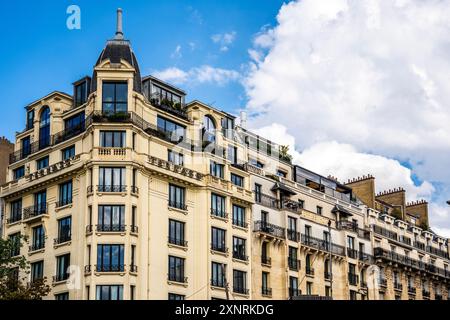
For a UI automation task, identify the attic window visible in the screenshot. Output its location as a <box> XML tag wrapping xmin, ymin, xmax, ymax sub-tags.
<box><xmin>102</xmin><ymin>82</ymin><xmax>128</xmax><ymax>114</ymax></box>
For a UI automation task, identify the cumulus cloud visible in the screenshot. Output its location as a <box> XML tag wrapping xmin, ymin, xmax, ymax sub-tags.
<box><xmin>212</xmin><ymin>31</ymin><xmax>237</xmax><ymax>52</ymax></box>
<box><xmin>153</xmin><ymin>65</ymin><xmax>240</xmax><ymax>86</ymax></box>
<box><xmin>244</xmin><ymin>0</ymin><xmax>450</xmax><ymax>233</ymax></box>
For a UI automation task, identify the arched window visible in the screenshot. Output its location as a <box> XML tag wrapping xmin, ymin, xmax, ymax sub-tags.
<box><xmin>39</xmin><ymin>107</ymin><xmax>51</xmax><ymax>149</ymax></box>
<box><xmin>203</xmin><ymin>115</ymin><xmax>216</xmax><ymax>143</ymax></box>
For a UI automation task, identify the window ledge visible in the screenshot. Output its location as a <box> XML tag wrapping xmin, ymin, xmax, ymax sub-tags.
<box><xmin>55</xmin><ymin>204</ymin><xmax>73</xmax><ymax>212</ymax></box>
<box><xmin>6</xmin><ymin>221</ymin><xmax>21</xmax><ymax>227</ymax></box>
<box><xmin>167</xmin><ymin>280</ymin><xmax>188</xmax><ymax>288</ymax></box>
<box><xmin>210</xmin><ymin>215</ymin><xmax>229</xmax><ymax>223</ymax></box>
<box><xmin>168</xmin><ymin>206</ymin><xmax>188</xmax><ymax>215</ymax></box>
<box><xmin>97</xmin><ymin>192</ymin><xmax>127</xmax><ymax>197</ymax></box>
<box><xmin>232</xmin><ymin>258</ymin><xmax>249</xmax><ymax>265</ymax></box>
<box><xmin>94</xmin><ymin>272</ymin><xmax>126</xmax><ymax>277</ymax></box>
<box><xmin>95</xmin><ymin>231</ymin><xmax>126</xmax><ymax>237</ymax></box>
<box><xmin>210</xmin><ymin>249</ymin><xmax>229</xmax><ymax>258</ymax></box>
<box><xmin>232</xmin><ymin>225</ymin><xmax>249</xmax><ymax>232</ymax></box>
<box><xmin>28</xmin><ymin>249</ymin><xmax>45</xmax><ymax>256</ymax></box>
<box><xmin>54</xmin><ymin>241</ymin><xmax>71</xmax><ymax>249</ymax></box>
<box><xmin>211</xmin><ymin>285</ymin><xmax>226</xmax><ymax>291</ymax></box>
<box><xmin>168</xmin><ymin>243</ymin><xmax>188</xmax><ymax>251</ymax></box>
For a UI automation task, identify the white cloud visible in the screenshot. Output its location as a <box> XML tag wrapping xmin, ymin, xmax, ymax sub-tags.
<box><xmin>244</xmin><ymin>0</ymin><xmax>450</xmax><ymax>233</ymax></box>
<box><xmin>153</xmin><ymin>65</ymin><xmax>240</xmax><ymax>86</ymax></box>
<box><xmin>212</xmin><ymin>31</ymin><xmax>237</xmax><ymax>52</ymax></box>
<box><xmin>170</xmin><ymin>45</ymin><xmax>182</xmax><ymax>59</ymax></box>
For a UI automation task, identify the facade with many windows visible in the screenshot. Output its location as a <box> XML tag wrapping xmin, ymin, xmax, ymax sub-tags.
<box><xmin>1</xmin><ymin>10</ymin><xmax>449</xmax><ymax>301</ymax></box>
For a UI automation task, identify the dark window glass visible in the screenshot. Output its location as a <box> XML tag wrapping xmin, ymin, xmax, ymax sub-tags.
<box><xmin>96</xmin><ymin>285</ymin><xmax>123</xmax><ymax>300</ymax></box>
<box><xmin>21</xmin><ymin>136</ymin><xmax>31</xmax><ymax>158</ymax></box>
<box><xmin>231</xmin><ymin>174</ymin><xmax>243</xmax><ymax>187</ymax></box>
<box><xmin>168</xmin><ymin>150</ymin><xmax>184</xmax><ymax>166</ymax></box>
<box><xmin>75</xmin><ymin>82</ymin><xmax>87</xmax><ymax>107</ymax></box>
<box><xmin>39</xmin><ymin>107</ymin><xmax>51</xmax><ymax>149</ymax></box>
<box><xmin>10</xmin><ymin>199</ymin><xmax>22</xmax><ymax>223</ymax></box>
<box><xmin>211</xmin><ymin>193</ymin><xmax>226</xmax><ymax>217</ymax></box>
<box><xmin>232</xmin><ymin>205</ymin><xmax>246</xmax><ymax>227</ymax></box>
<box><xmin>233</xmin><ymin>270</ymin><xmax>247</xmax><ymax>293</ymax></box>
<box><xmin>55</xmin><ymin>292</ymin><xmax>70</xmax><ymax>300</ymax></box>
<box><xmin>27</xmin><ymin>110</ymin><xmax>35</xmax><ymax>130</ymax></box>
<box><xmin>169</xmin><ymin>219</ymin><xmax>185</xmax><ymax>246</ymax></box>
<box><xmin>168</xmin><ymin>293</ymin><xmax>185</xmax><ymax>300</ymax></box>
<box><xmin>227</xmin><ymin>146</ymin><xmax>237</xmax><ymax>164</ymax></box>
<box><xmin>56</xmin><ymin>254</ymin><xmax>70</xmax><ymax>281</ymax></box>
<box><xmin>31</xmin><ymin>261</ymin><xmax>44</xmax><ymax>282</ymax></box>
<box><xmin>157</xmin><ymin>116</ymin><xmax>186</xmax><ymax>142</ymax></box>
<box><xmin>210</xmin><ymin>161</ymin><xmax>224</xmax><ymax>178</ymax></box>
<box><xmin>102</xmin><ymin>82</ymin><xmax>128</xmax><ymax>114</ymax></box>
<box><xmin>34</xmin><ymin>190</ymin><xmax>47</xmax><ymax>213</ymax></box>
<box><xmin>169</xmin><ymin>184</ymin><xmax>185</xmax><ymax>209</ymax></box>
<box><xmin>254</xmin><ymin>184</ymin><xmax>262</xmax><ymax>202</ymax></box>
<box><xmin>96</xmin><ymin>244</ymin><xmax>125</xmax><ymax>272</ymax></box>
<box><xmin>168</xmin><ymin>256</ymin><xmax>185</xmax><ymax>283</ymax></box>
<box><xmin>211</xmin><ymin>227</ymin><xmax>226</xmax><ymax>252</ymax></box>
<box><xmin>32</xmin><ymin>225</ymin><xmax>45</xmax><ymax>251</ymax></box>
<box><xmin>98</xmin><ymin>205</ymin><xmax>125</xmax><ymax>232</ymax></box>
<box><xmin>211</xmin><ymin>262</ymin><xmax>226</xmax><ymax>287</ymax></box>
<box><xmin>37</xmin><ymin>157</ymin><xmax>49</xmax><ymax>170</ymax></box>
<box><xmin>13</xmin><ymin>167</ymin><xmax>25</xmax><ymax>180</ymax></box>
<box><xmin>100</xmin><ymin>131</ymin><xmax>126</xmax><ymax>148</ymax></box>
<box><xmin>98</xmin><ymin>168</ymin><xmax>126</xmax><ymax>191</ymax></box>
<box><xmin>62</xmin><ymin>145</ymin><xmax>75</xmax><ymax>160</ymax></box>
<box><xmin>233</xmin><ymin>237</ymin><xmax>246</xmax><ymax>260</ymax></box>
<box><xmin>57</xmin><ymin>216</ymin><xmax>72</xmax><ymax>243</ymax></box>
<box><xmin>9</xmin><ymin>233</ymin><xmax>21</xmax><ymax>257</ymax></box>
<box><xmin>59</xmin><ymin>181</ymin><xmax>73</xmax><ymax>206</ymax></box>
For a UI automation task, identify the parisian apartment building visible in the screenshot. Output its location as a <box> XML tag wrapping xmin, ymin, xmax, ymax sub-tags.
<box><xmin>1</xmin><ymin>10</ymin><xmax>449</xmax><ymax>301</ymax></box>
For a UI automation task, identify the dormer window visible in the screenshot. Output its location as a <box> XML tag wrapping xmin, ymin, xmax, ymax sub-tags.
<box><xmin>74</xmin><ymin>78</ymin><xmax>90</xmax><ymax>107</ymax></box>
<box><xmin>102</xmin><ymin>82</ymin><xmax>128</xmax><ymax>114</ymax></box>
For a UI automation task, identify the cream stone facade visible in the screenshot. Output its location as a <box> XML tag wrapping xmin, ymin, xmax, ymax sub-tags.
<box><xmin>1</xmin><ymin>10</ymin><xmax>449</xmax><ymax>301</ymax></box>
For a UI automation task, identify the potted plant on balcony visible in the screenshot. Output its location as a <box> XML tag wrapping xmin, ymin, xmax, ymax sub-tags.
<box><xmin>279</xmin><ymin>145</ymin><xmax>293</xmax><ymax>163</ymax></box>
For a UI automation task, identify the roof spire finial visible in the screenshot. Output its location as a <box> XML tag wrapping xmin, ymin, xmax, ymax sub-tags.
<box><xmin>115</xmin><ymin>8</ymin><xmax>124</xmax><ymax>40</ymax></box>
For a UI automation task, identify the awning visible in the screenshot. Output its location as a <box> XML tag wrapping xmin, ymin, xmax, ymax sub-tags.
<box><xmin>271</xmin><ymin>182</ymin><xmax>297</xmax><ymax>196</ymax></box>
<box><xmin>332</xmin><ymin>204</ymin><xmax>353</xmax><ymax>217</ymax></box>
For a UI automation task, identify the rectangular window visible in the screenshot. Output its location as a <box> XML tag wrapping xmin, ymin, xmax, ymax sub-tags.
<box><xmin>9</xmin><ymin>233</ymin><xmax>21</xmax><ymax>257</ymax></box>
<box><xmin>21</xmin><ymin>136</ymin><xmax>31</xmax><ymax>158</ymax></box>
<box><xmin>211</xmin><ymin>262</ymin><xmax>226</xmax><ymax>287</ymax></box>
<box><xmin>13</xmin><ymin>166</ymin><xmax>25</xmax><ymax>180</ymax></box>
<box><xmin>37</xmin><ymin>157</ymin><xmax>49</xmax><ymax>170</ymax></box>
<box><xmin>31</xmin><ymin>261</ymin><xmax>44</xmax><ymax>282</ymax></box>
<box><xmin>168</xmin><ymin>293</ymin><xmax>185</xmax><ymax>300</ymax></box>
<box><xmin>316</xmin><ymin>206</ymin><xmax>323</xmax><ymax>215</ymax></box>
<box><xmin>232</xmin><ymin>205</ymin><xmax>246</xmax><ymax>228</ymax></box>
<box><xmin>9</xmin><ymin>199</ymin><xmax>22</xmax><ymax>223</ymax></box>
<box><xmin>169</xmin><ymin>184</ymin><xmax>186</xmax><ymax>210</ymax></box>
<box><xmin>304</xmin><ymin>225</ymin><xmax>312</xmax><ymax>237</ymax></box>
<box><xmin>288</xmin><ymin>217</ymin><xmax>297</xmax><ymax>241</ymax></box>
<box><xmin>276</xmin><ymin>170</ymin><xmax>287</xmax><ymax>178</ymax></box>
<box><xmin>102</xmin><ymin>82</ymin><xmax>128</xmax><ymax>114</ymax></box>
<box><xmin>64</xmin><ymin>112</ymin><xmax>85</xmax><ymax>133</ymax></box>
<box><xmin>130</xmin><ymin>285</ymin><xmax>135</xmax><ymax>300</ymax></box>
<box><xmin>62</xmin><ymin>145</ymin><xmax>75</xmax><ymax>160</ymax></box>
<box><xmin>231</xmin><ymin>173</ymin><xmax>244</xmax><ymax>187</ymax></box>
<box><xmin>57</xmin><ymin>216</ymin><xmax>72</xmax><ymax>244</ymax></box>
<box><xmin>98</xmin><ymin>167</ymin><xmax>126</xmax><ymax>192</ymax></box>
<box><xmin>58</xmin><ymin>180</ymin><xmax>73</xmax><ymax>207</ymax></box>
<box><xmin>227</xmin><ymin>146</ymin><xmax>237</xmax><ymax>164</ymax></box>
<box><xmin>55</xmin><ymin>254</ymin><xmax>70</xmax><ymax>282</ymax></box>
<box><xmin>211</xmin><ymin>193</ymin><xmax>226</xmax><ymax>218</ymax></box>
<box><xmin>221</xmin><ymin>117</ymin><xmax>234</xmax><ymax>139</ymax></box>
<box><xmin>254</xmin><ymin>184</ymin><xmax>262</xmax><ymax>202</ymax></box>
<box><xmin>233</xmin><ymin>237</ymin><xmax>247</xmax><ymax>261</ymax></box>
<box><xmin>168</xmin><ymin>256</ymin><xmax>185</xmax><ymax>283</ymax></box>
<box><xmin>98</xmin><ymin>205</ymin><xmax>125</xmax><ymax>232</ymax></box>
<box><xmin>100</xmin><ymin>131</ymin><xmax>126</xmax><ymax>148</ymax></box>
<box><xmin>55</xmin><ymin>292</ymin><xmax>69</xmax><ymax>300</ymax></box>
<box><xmin>27</xmin><ymin>110</ymin><xmax>35</xmax><ymax>130</ymax></box>
<box><xmin>168</xmin><ymin>150</ymin><xmax>184</xmax><ymax>166</ymax></box>
<box><xmin>169</xmin><ymin>219</ymin><xmax>186</xmax><ymax>247</ymax></box>
<box><xmin>306</xmin><ymin>282</ymin><xmax>313</xmax><ymax>295</ymax></box>
<box><xmin>233</xmin><ymin>270</ymin><xmax>247</xmax><ymax>294</ymax></box>
<box><xmin>289</xmin><ymin>276</ymin><xmax>299</xmax><ymax>297</ymax></box>
<box><xmin>325</xmin><ymin>286</ymin><xmax>331</xmax><ymax>297</ymax></box>
<box><xmin>211</xmin><ymin>227</ymin><xmax>226</xmax><ymax>252</ymax></box>
<box><xmin>262</xmin><ymin>272</ymin><xmax>269</xmax><ymax>293</ymax></box>
<box><xmin>210</xmin><ymin>161</ymin><xmax>224</xmax><ymax>178</ymax></box>
<box><xmin>157</xmin><ymin>116</ymin><xmax>186</xmax><ymax>142</ymax></box>
<box><xmin>31</xmin><ymin>225</ymin><xmax>45</xmax><ymax>251</ymax></box>
<box><xmin>96</xmin><ymin>244</ymin><xmax>125</xmax><ymax>272</ymax></box>
<box><xmin>96</xmin><ymin>285</ymin><xmax>123</xmax><ymax>300</ymax></box>
<box><xmin>75</xmin><ymin>81</ymin><xmax>88</xmax><ymax>107</ymax></box>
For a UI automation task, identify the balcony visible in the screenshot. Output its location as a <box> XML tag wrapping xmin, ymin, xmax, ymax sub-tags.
<box><xmin>53</xmin><ymin>273</ymin><xmax>69</xmax><ymax>284</ymax></box>
<box><xmin>261</xmin><ymin>287</ymin><xmax>272</xmax><ymax>297</ymax></box>
<box><xmin>288</xmin><ymin>258</ymin><xmax>301</xmax><ymax>271</ymax></box>
<box><xmin>96</xmin><ymin>224</ymin><xmax>126</xmax><ymax>233</ymax></box>
<box><xmin>55</xmin><ymin>198</ymin><xmax>72</xmax><ymax>209</ymax></box>
<box><xmin>261</xmin><ymin>256</ymin><xmax>271</xmax><ymax>266</ymax></box>
<box><xmin>169</xmin><ymin>200</ymin><xmax>188</xmax><ymax>211</ymax></box>
<box><xmin>168</xmin><ymin>237</ymin><xmax>188</xmax><ymax>248</ymax></box>
<box><xmin>7</xmin><ymin>213</ymin><xmax>22</xmax><ymax>224</ymax></box>
<box><xmin>149</xmin><ymin>93</ymin><xmax>188</xmax><ymax>120</ymax></box>
<box><xmin>254</xmin><ymin>221</ymin><xmax>286</xmax><ymax>239</ymax></box>
<box><xmin>300</xmin><ymin>234</ymin><xmax>346</xmax><ymax>256</ymax></box>
<box><xmin>168</xmin><ymin>275</ymin><xmax>188</xmax><ymax>284</ymax></box>
<box><xmin>211</xmin><ymin>244</ymin><xmax>228</xmax><ymax>254</ymax></box>
<box><xmin>358</xmin><ymin>252</ymin><xmax>374</xmax><ymax>264</ymax></box>
<box><xmin>347</xmin><ymin>248</ymin><xmax>358</xmax><ymax>259</ymax></box>
<box><xmin>306</xmin><ymin>267</ymin><xmax>315</xmax><ymax>276</ymax></box>
<box><xmin>97</xmin><ymin>185</ymin><xmax>127</xmax><ymax>193</ymax></box>
<box><xmin>348</xmin><ymin>273</ymin><xmax>359</xmax><ymax>286</ymax></box>
<box><xmin>97</xmin><ymin>147</ymin><xmax>127</xmax><ymax>158</ymax></box>
<box><xmin>95</xmin><ymin>264</ymin><xmax>125</xmax><ymax>273</ymax></box>
<box><xmin>23</xmin><ymin>203</ymin><xmax>48</xmax><ymax>221</ymax></box>
<box><xmin>54</xmin><ymin>235</ymin><xmax>71</xmax><ymax>245</ymax></box>
<box><xmin>29</xmin><ymin>240</ymin><xmax>45</xmax><ymax>253</ymax></box>
<box><xmin>233</xmin><ymin>252</ymin><xmax>249</xmax><ymax>262</ymax></box>
<box><xmin>413</xmin><ymin>241</ymin><xmax>425</xmax><ymax>251</ymax></box>
<box><xmin>399</xmin><ymin>236</ymin><xmax>412</xmax><ymax>246</ymax></box>
<box><xmin>379</xmin><ymin>277</ymin><xmax>387</xmax><ymax>287</ymax></box>
<box><xmin>422</xmin><ymin>290</ymin><xmax>430</xmax><ymax>298</ymax></box>
<box><xmin>210</xmin><ymin>208</ymin><xmax>228</xmax><ymax>220</ymax></box>
<box><xmin>233</xmin><ymin>286</ymin><xmax>249</xmax><ymax>295</ymax></box>
<box><xmin>210</xmin><ymin>279</ymin><xmax>226</xmax><ymax>288</ymax></box>
<box><xmin>254</xmin><ymin>193</ymin><xmax>279</xmax><ymax>209</ymax></box>
<box><xmin>372</xmin><ymin>225</ymin><xmax>398</xmax><ymax>241</ymax></box>
<box><xmin>289</xmin><ymin>288</ymin><xmax>300</xmax><ymax>298</ymax></box>
<box><xmin>394</xmin><ymin>282</ymin><xmax>403</xmax><ymax>291</ymax></box>
<box><xmin>426</xmin><ymin>245</ymin><xmax>449</xmax><ymax>259</ymax></box>
<box><xmin>232</xmin><ymin>219</ymin><xmax>248</xmax><ymax>229</ymax></box>
<box><xmin>408</xmin><ymin>286</ymin><xmax>416</xmax><ymax>294</ymax></box>
<box><xmin>287</xmin><ymin>230</ymin><xmax>300</xmax><ymax>242</ymax></box>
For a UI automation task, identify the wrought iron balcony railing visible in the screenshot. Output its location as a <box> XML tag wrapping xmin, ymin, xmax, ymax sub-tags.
<box><xmin>96</xmin><ymin>224</ymin><xmax>126</xmax><ymax>232</ymax></box>
<box><xmin>95</xmin><ymin>264</ymin><xmax>125</xmax><ymax>272</ymax></box>
<box><xmin>348</xmin><ymin>273</ymin><xmax>359</xmax><ymax>286</ymax></box>
<box><xmin>169</xmin><ymin>200</ymin><xmax>188</xmax><ymax>211</ymax></box>
<box><xmin>288</xmin><ymin>258</ymin><xmax>301</xmax><ymax>271</ymax></box>
<box><xmin>97</xmin><ymin>185</ymin><xmax>127</xmax><ymax>193</ymax></box>
<box><xmin>254</xmin><ymin>221</ymin><xmax>286</xmax><ymax>239</ymax></box>
<box><xmin>23</xmin><ymin>203</ymin><xmax>48</xmax><ymax>220</ymax></box>
<box><xmin>169</xmin><ymin>237</ymin><xmax>188</xmax><ymax>247</ymax></box>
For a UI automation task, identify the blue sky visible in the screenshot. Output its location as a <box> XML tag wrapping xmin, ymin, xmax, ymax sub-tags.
<box><xmin>0</xmin><ymin>0</ymin><xmax>284</xmax><ymax>140</ymax></box>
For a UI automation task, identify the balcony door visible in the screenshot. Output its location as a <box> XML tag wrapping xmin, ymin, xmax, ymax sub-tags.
<box><xmin>39</xmin><ymin>107</ymin><xmax>51</xmax><ymax>149</ymax></box>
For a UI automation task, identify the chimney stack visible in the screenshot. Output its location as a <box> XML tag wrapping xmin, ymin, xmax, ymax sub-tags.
<box><xmin>115</xmin><ymin>8</ymin><xmax>124</xmax><ymax>40</ymax></box>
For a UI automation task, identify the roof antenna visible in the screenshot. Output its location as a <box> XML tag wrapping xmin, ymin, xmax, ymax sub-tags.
<box><xmin>115</xmin><ymin>8</ymin><xmax>124</xmax><ymax>40</ymax></box>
